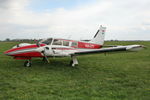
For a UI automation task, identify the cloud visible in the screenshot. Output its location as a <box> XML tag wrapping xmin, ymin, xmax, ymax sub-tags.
<box><xmin>0</xmin><ymin>0</ymin><xmax>150</xmax><ymax>40</ymax></box>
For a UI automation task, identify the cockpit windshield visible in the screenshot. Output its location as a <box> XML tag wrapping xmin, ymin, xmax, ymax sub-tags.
<box><xmin>40</xmin><ymin>38</ymin><xmax>71</xmax><ymax>46</ymax></box>
<box><xmin>40</xmin><ymin>38</ymin><xmax>53</xmax><ymax>45</ymax></box>
<box><xmin>53</xmin><ymin>39</ymin><xmax>62</xmax><ymax>45</ymax></box>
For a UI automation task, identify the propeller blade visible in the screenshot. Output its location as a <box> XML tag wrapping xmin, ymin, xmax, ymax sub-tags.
<box><xmin>43</xmin><ymin>53</ymin><xmax>49</xmax><ymax>63</ymax></box>
<box><xmin>41</xmin><ymin>47</ymin><xmax>50</xmax><ymax>63</ymax></box>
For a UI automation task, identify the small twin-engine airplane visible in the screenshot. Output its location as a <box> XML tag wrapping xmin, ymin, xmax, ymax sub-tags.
<box><xmin>4</xmin><ymin>25</ymin><xmax>144</xmax><ymax>67</ymax></box>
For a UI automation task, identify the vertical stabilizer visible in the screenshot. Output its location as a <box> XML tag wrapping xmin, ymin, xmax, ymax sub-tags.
<box><xmin>89</xmin><ymin>25</ymin><xmax>106</xmax><ymax>45</ymax></box>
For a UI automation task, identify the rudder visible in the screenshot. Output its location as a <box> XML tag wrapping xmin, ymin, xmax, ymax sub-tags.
<box><xmin>89</xmin><ymin>25</ymin><xmax>106</xmax><ymax>45</ymax></box>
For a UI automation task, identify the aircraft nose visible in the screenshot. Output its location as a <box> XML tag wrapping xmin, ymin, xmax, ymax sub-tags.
<box><xmin>4</xmin><ymin>49</ymin><xmax>12</xmax><ymax>56</ymax></box>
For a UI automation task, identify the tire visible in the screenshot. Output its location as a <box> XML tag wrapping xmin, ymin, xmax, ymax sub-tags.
<box><xmin>42</xmin><ymin>57</ymin><xmax>46</xmax><ymax>61</ymax></box>
<box><xmin>69</xmin><ymin>60</ymin><xmax>73</xmax><ymax>66</ymax></box>
<box><xmin>24</xmin><ymin>61</ymin><xmax>31</xmax><ymax>67</ymax></box>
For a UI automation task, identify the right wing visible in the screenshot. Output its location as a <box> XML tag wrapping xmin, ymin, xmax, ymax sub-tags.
<box><xmin>73</xmin><ymin>45</ymin><xmax>144</xmax><ymax>55</ymax></box>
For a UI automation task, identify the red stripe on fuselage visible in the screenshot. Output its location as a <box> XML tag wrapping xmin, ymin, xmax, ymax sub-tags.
<box><xmin>78</xmin><ymin>42</ymin><xmax>101</xmax><ymax>49</ymax></box>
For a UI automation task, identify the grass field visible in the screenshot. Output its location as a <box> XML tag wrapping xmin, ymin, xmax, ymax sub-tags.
<box><xmin>0</xmin><ymin>41</ymin><xmax>150</xmax><ymax>100</ymax></box>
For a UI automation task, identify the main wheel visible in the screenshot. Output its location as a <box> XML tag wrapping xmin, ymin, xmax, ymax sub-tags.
<box><xmin>69</xmin><ymin>60</ymin><xmax>73</xmax><ymax>66</ymax></box>
<box><xmin>42</xmin><ymin>57</ymin><xmax>46</xmax><ymax>62</ymax></box>
<box><xmin>24</xmin><ymin>60</ymin><xmax>31</xmax><ymax>67</ymax></box>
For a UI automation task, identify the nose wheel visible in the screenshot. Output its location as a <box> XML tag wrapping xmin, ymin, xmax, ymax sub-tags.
<box><xmin>24</xmin><ymin>60</ymin><xmax>32</xmax><ymax>67</ymax></box>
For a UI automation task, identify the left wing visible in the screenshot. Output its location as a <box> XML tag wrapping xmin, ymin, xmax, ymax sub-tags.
<box><xmin>73</xmin><ymin>45</ymin><xmax>144</xmax><ymax>55</ymax></box>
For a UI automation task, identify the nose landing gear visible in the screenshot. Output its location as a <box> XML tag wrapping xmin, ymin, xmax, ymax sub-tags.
<box><xmin>24</xmin><ymin>60</ymin><xmax>32</xmax><ymax>67</ymax></box>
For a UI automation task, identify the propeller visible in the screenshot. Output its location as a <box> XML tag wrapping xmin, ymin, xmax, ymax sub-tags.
<box><xmin>41</xmin><ymin>47</ymin><xmax>50</xmax><ymax>63</ymax></box>
<box><xmin>35</xmin><ymin>40</ymin><xmax>50</xmax><ymax>63</ymax></box>
<box><xmin>36</xmin><ymin>41</ymin><xmax>40</xmax><ymax>47</ymax></box>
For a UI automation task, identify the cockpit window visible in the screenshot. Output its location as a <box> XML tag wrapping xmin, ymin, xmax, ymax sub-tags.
<box><xmin>40</xmin><ymin>38</ymin><xmax>52</xmax><ymax>45</ymax></box>
<box><xmin>53</xmin><ymin>39</ymin><xmax>62</xmax><ymax>45</ymax></box>
<box><xmin>63</xmin><ymin>41</ymin><xmax>69</xmax><ymax>46</ymax></box>
<box><xmin>71</xmin><ymin>42</ymin><xmax>78</xmax><ymax>47</ymax></box>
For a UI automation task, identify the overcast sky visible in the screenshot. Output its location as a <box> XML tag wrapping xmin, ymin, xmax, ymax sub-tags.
<box><xmin>0</xmin><ymin>0</ymin><xmax>150</xmax><ymax>40</ymax></box>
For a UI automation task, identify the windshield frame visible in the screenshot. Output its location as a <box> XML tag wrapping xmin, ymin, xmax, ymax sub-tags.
<box><xmin>39</xmin><ymin>38</ymin><xmax>53</xmax><ymax>45</ymax></box>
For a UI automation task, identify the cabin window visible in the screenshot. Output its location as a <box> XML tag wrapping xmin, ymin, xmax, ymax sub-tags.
<box><xmin>63</xmin><ymin>41</ymin><xmax>69</xmax><ymax>46</ymax></box>
<box><xmin>53</xmin><ymin>39</ymin><xmax>62</xmax><ymax>45</ymax></box>
<box><xmin>71</xmin><ymin>42</ymin><xmax>78</xmax><ymax>47</ymax></box>
<box><xmin>40</xmin><ymin>38</ymin><xmax>52</xmax><ymax>45</ymax></box>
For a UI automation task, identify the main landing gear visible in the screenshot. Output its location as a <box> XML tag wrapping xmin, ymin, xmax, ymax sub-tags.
<box><xmin>23</xmin><ymin>56</ymin><xmax>78</xmax><ymax>67</ymax></box>
<box><xmin>24</xmin><ymin>60</ymin><xmax>32</xmax><ymax>67</ymax></box>
<box><xmin>70</xmin><ymin>56</ymin><xmax>78</xmax><ymax>67</ymax></box>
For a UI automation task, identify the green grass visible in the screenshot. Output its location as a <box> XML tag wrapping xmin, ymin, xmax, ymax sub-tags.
<box><xmin>0</xmin><ymin>41</ymin><xmax>150</xmax><ymax>100</ymax></box>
